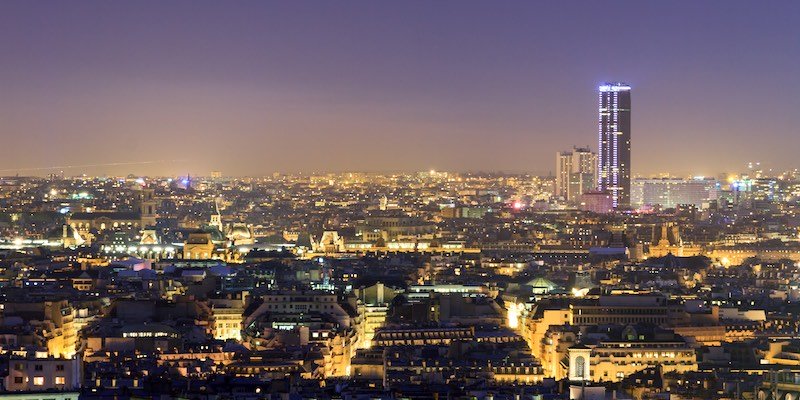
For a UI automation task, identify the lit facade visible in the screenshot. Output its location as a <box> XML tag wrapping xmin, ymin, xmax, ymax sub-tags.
<box><xmin>597</xmin><ymin>83</ymin><xmax>632</xmax><ymax>208</ymax></box>
<box><xmin>2</xmin><ymin>301</ymin><xmax>78</xmax><ymax>358</ymax></box>
<box><xmin>3</xmin><ymin>352</ymin><xmax>82</xmax><ymax>393</ymax></box>
<box><xmin>569</xmin><ymin>336</ymin><xmax>697</xmax><ymax>383</ymax></box>
<box><xmin>571</xmin><ymin>295</ymin><xmax>673</xmax><ymax>326</ymax></box>
<box><xmin>210</xmin><ymin>300</ymin><xmax>244</xmax><ymax>341</ymax></box>
<box><xmin>556</xmin><ymin>147</ymin><xmax>596</xmax><ymax>202</ymax></box>
<box><xmin>631</xmin><ymin>177</ymin><xmax>718</xmax><ymax>209</ymax></box>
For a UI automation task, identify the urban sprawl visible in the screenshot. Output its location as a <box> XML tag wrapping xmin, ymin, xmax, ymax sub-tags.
<box><xmin>1</xmin><ymin>84</ymin><xmax>799</xmax><ymax>400</ymax></box>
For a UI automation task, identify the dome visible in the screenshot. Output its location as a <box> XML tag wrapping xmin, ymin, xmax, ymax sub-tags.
<box><xmin>526</xmin><ymin>277</ymin><xmax>556</xmax><ymax>288</ymax></box>
<box><xmin>227</xmin><ymin>223</ymin><xmax>254</xmax><ymax>245</ymax></box>
<box><xmin>526</xmin><ymin>277</ymin><xmax>560</xmax><ymax>294</ymax></box>
<box><xmin>228</xmin><ymin>224</ymin><xmax>252</xmax><ymax>240</ymax></box>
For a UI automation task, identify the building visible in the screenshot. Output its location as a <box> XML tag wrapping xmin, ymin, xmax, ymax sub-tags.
<box><xmin>2</xmin><ymin>300</ymin><xmax>78</xmax><ymax>358</ymax></box>
<box><xmin>355</xmin><ymin>213</ymin><xmax>436</xmax><ymax>242</ymax></box>
<box><xmin>568</xmin><ymin>325</ymin><xmax>697</xmax><ymax>383</ymax></box>
<box><xmin>2</xmin><ymin>351</ymin><xmax>82</xmax><ymax>393</ymax></box>
<box><xmin>243</xmin><ymin>290</ymin><xmax>355</xmax><ymax>331</ymax></box>
<box><xmin>373</xmin><ymin>326</ymin><xmax>477</xmax><ymax>347</ymax></box>
<box><xmin>183</xmin><ymin>231</ymin><xmax>215</xmax><ymax>259</ymax></box>
<box><xmin>597</xmin><ymin>83</ymin><xmax>632</xmax><ymax>208</ymax></box>
<box><xmin>68</xmin><ymin>187</ymin><xmax>158</xmax><ymax>236</ymax></box>
<box><xmin>209</xmin><ymin>296</ymin><xmax>246</xmax><ymax>341</ymax></box>
<box><xmin>354</xmin><ymin>282</ymin><xmax>397</xmax><ymax>348</ymax></box>
<box><xmin>240</xmin><ymin>290</ymin><xmax>359</xmax><ymax>378</ymax></box>
<box><xmin>647</xmin><ymin>222</ymin><xmax>702</xmax><ymax>257</ymax></box>
<box><xmin>631</xmin><ymin>177</ymin><xmax>718</xmax><ymax>209</ymax></box>
<box><xmin>571</xmin><ymin>294</ymin><xmax>673</xmax><ymax>326</ymax></box>
<box><xmin>556</xmin><ymin>147</ymin><xmax>597</xmax><ymax>202</ymax></box>
<box><xmin>580</xmin><ymin>191</ymin><xmax>614</xmax><ymax>214</ymax></box>
<box><xmin>85</xmin><ymin>321</ymin><xmax>181</xmax><ymax>355</ymax></box>
<box><xmin>756</xmin><ymin>370</ymin><xmax>800</xmax><ymax>400</ymax></box>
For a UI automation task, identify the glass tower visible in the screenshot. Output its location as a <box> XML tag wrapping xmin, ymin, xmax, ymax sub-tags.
<box><xmin>597</xmin><ymin>83</ymin><xmax>631</xmax><ymax>208</ymax></box>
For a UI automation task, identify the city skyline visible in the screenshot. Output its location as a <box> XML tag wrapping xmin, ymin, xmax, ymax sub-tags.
<box><xmin>2</xmin><ymin>1</ymin><xmax>800</xmax><ymax>177</ymax></box>
<box><xmin>3</xmin><ymin>3</ymin><xmax>800</xmax><ymax>397</ymax></box>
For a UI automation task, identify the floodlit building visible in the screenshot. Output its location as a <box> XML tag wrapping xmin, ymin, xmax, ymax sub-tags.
<box><xmin>2</xmin><ymin>300</ymin><xmax>78</xmax><ymax>358</ymax></box>
<box><xmin>568</xmin><ymin>325</ymin><xmax>697</xmax><ymax>383</ymax></box>
<box><xmin>597</xmin><ymin>83</ymin><xmax>632</xmax><ymax>208</ymax></box>
<box><xmin>209</xmin><ymin>295</ymin><xmax>246</xmax><ymax>341</ymax></box>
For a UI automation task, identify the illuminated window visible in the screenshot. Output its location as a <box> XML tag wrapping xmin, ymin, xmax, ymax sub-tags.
<box><xmin>574</xmin><ymin>356</ymin><xmax>586</xmax><ymax>378</ymax></box>
<box><xmin>33</xmin><ymin>376</ymin><xmax>44</xmax><ymax>386</ymax></box>
<box><xmin>55</xmin><ymin>376</ymin><xmax>66</xmax><ymax>385</ymax></box>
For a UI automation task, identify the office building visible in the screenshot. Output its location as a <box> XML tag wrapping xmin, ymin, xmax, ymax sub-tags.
<box><xmin>597</xmin><ymin>83</ymin><xmax>632</xmax><ymax>208</ymax></box>
<box><xmin>631</xmin><ymin>177</ymin><xmax>719</xmax><ymax>209</ymax></box>
<box><xmin>556</xmin><ymin>147</ymin><xmax>597</xmax><ymax>202</ymax></box>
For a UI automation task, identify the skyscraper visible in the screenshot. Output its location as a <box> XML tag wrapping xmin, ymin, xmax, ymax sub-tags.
<box><xmin>556</xmin><ymin>151</ymin><xmax>572</xmax><ymax>200</ymax></box>
<box><xmin>597</xmin><ymin>83</ymin><xmax>632</xmax><ymax>208</ymax></box>
<box><xmin>555</xmin><ymin>147</ymin><xmax>596</xmax><ymax>202</ymax></box>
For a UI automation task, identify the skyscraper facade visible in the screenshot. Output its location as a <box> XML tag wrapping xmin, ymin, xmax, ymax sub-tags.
<box><xmin>597</xmin><ymin>83</ymin><xmax>632</xmax><ymax>208</ymax></box>
<box><xmin>555</xmin><ymin>147</ymin><xmax>596</xmax><ymax>202</ymax></box>
<box><xmin>556</xmin><ymin>151</ymin><xmax>572</xmax><ymax>200</ymax></box>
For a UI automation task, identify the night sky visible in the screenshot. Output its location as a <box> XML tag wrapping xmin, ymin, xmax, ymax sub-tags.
<box><xmin>1</xmin><ymin>1</ymin><xmax>798</xmax><ymax>177</ymax></box>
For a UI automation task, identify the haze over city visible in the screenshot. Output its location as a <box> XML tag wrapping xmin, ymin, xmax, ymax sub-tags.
<box><xmin>2</xmin><ymin>1</ymin><xmax>799</xmax><ymax>177</ymax></box>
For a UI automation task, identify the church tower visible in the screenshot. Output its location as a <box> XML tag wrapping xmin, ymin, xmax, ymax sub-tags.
<box><xmin>568</xmin><ymin>345</ymin><xmax>592</xmax><ymax>382</ymax></box>
<box><xmin>210</xmin><ymin>198</ymin><xmax>223</xmax><ymax>231</ymax></box>
<box><xmin>379</xmin><ymin>195</ymin><xmax>388</xmax><ymax>211</ymax></box>
<box><xmin>138</xmin><ymin>187</ymin><xmax>157</xmax><ymax>228</ymax></box>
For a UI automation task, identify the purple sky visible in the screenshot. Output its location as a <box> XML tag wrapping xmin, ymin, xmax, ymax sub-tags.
<box><xmin>1</xmin><ymin>1</ymin><xmax>799</xmax><ymax>177</ymax></box>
